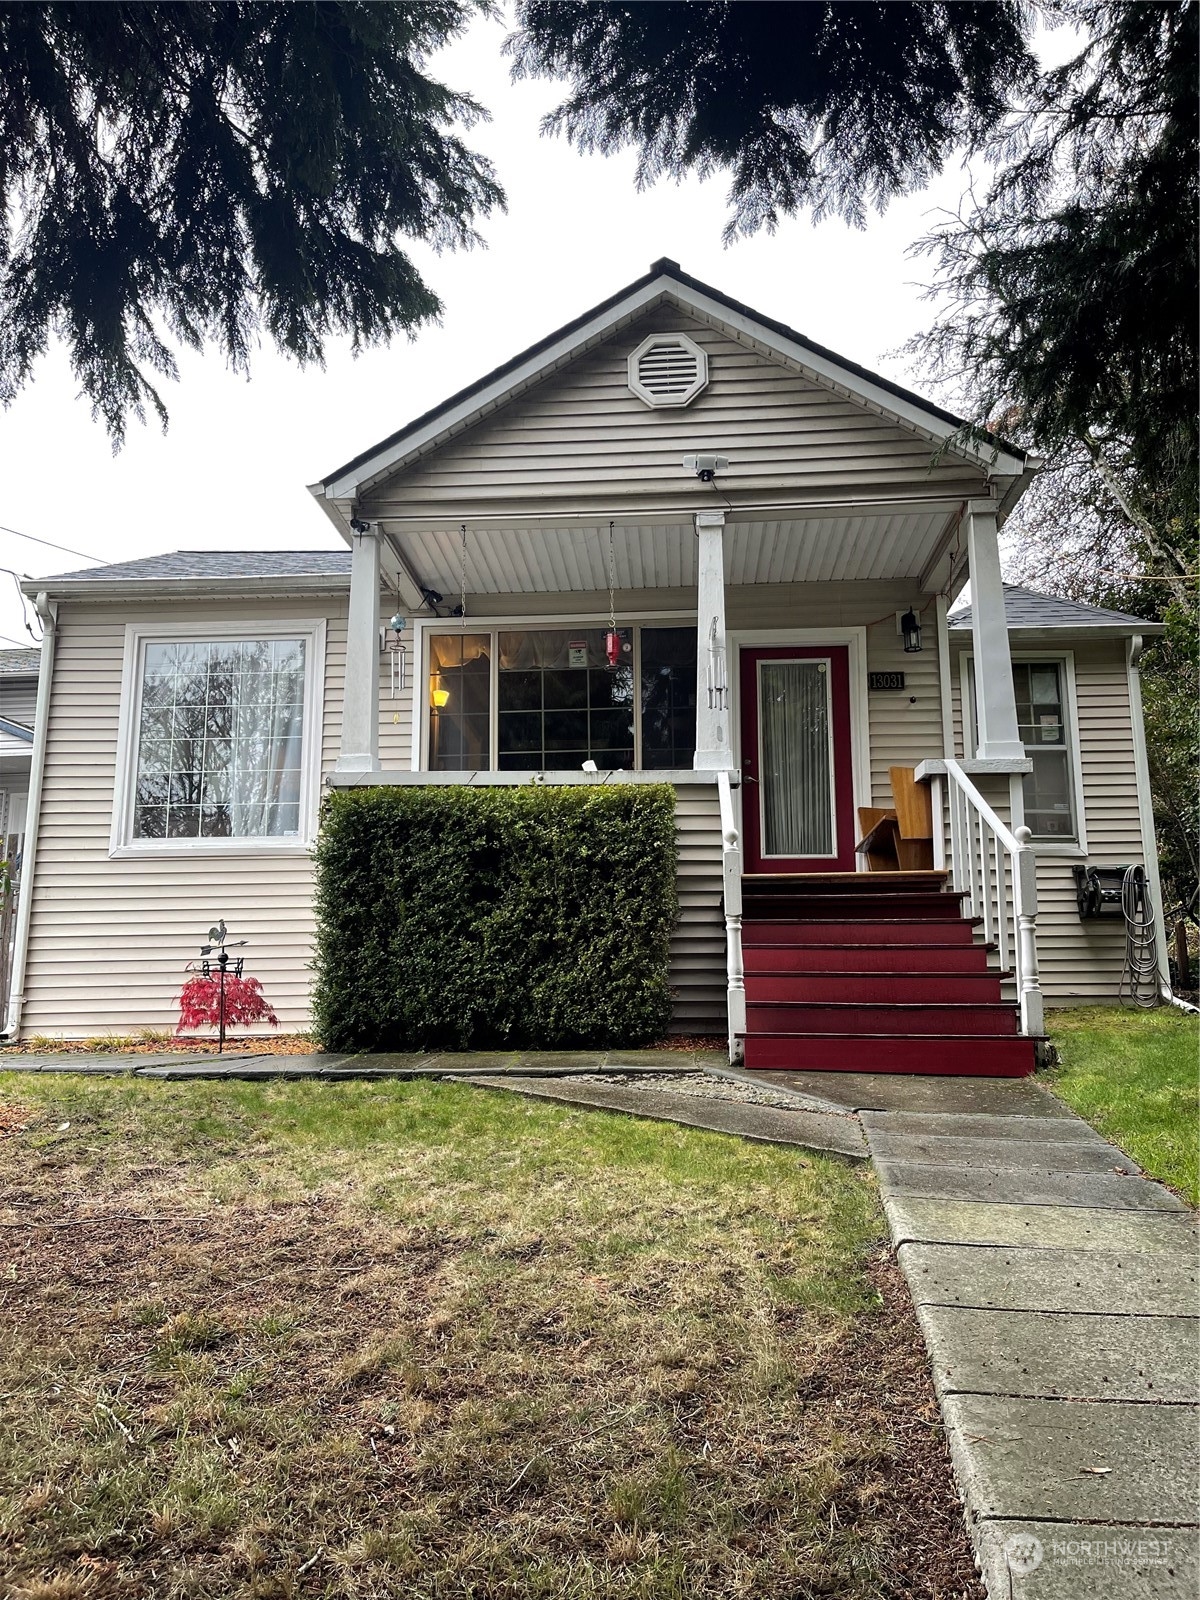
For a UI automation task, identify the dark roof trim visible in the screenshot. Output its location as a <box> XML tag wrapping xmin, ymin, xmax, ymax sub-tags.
<box><xmin>318</xmin><ymin>258</ymin><xmax>1027</xmax><ymax>489</ymax></box>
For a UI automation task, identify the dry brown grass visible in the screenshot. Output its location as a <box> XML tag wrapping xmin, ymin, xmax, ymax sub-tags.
<box><xmin>0</xmin><ymin>1074</ymin><xmax>983</xmax><ymax>1599</ymax></box>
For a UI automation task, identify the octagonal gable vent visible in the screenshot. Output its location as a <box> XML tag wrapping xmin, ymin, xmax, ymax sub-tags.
<box><xmin>627</xmin><ymin>332</ymin><xmax>708</xmax><ymax>408</ymax></box>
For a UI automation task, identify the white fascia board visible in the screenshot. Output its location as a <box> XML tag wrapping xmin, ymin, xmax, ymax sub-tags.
<box><xmin>670</xmin><ymin>281</ymin><xmax>1029</xmax><ymax>478</ymax></box>
<box><xmin>20</xmin><ymin>573</ymin><xmax>350</xmax><ymax>603</ymax></box>
<box><xmin>308</xmin><ymin>482</ymin><xmax>356</xmax><ymax>545</ymax></box>
<box><xmin>323</xmin><ymin>284</ymin><xmax>672</xmax><ymax>501</ymax></box>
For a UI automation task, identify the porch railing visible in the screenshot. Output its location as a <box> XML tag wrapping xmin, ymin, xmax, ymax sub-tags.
<box><xmin>716</xmin><ymin>769</ymin><xmax>746</xmax><ymax>1064</ymax></box>
<box><xmin>925</xmin><ymin>759</ymin><xmax>1044</xmax><ymax>1037</ymax></box>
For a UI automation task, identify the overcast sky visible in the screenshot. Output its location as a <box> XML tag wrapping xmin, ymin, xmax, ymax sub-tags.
<box><xmin>0</xmin><ymin>10</ymin><xmax>1071</xmax><ymax>649</ymax></box>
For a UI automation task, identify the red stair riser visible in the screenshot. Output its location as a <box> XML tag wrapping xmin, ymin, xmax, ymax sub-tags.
<box><xmin>740</xmin><ymin>919</ymin><xmax>976</xmax><ymax>946</ymax></box>
<box><xmin>745</xmin><ymin>1004</ymin><xmax>1018</xmax><ymax>1036</ymax></box>
<box><xmin>745</xmin><ymin>972</ymin><xmax>1005</xmax><ymax>1003</ymax></box>
<box><xmin>742</xmin><ymin>897</ymin><xmax>968</xmax><ymax>920</ymax></box>
<box><xmin>743</xmin><ymin>943</ymin><xmax>992</xmax><ymax>973</ymax></box>
<box><xmin>742</xmin><ymin>1034</ymin><xmax>1036</xmax><ymax>1074</ymax></box>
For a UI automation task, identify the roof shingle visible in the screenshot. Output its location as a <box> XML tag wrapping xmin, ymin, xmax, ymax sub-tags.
<box><xmin>948</xmin><ymin>584</ymin><xmax>1158</xmax><ymax>632</ymax></box>
<box><xmin>34</xmin><ymin>550</ymin><xmax>351</xmax><ymax>586</ymax></box>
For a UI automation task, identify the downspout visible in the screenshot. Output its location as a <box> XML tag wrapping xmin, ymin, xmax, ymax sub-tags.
<box><xmin>2</xmin><ymin>593</ymin><xmax>56</xmax><ymax>1039</ymax></box>
<box><xmin>1125</xmin><ymin>634</ymin><xmax>1196</xmax><ymax>1014</ymax></box>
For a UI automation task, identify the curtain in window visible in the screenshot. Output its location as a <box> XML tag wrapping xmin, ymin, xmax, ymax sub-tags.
<box><xmin>134</xmin><ymin>638</ymin><xmax>305</xmax><ymax>839</ymax></box>
<box><xmin>759</xmin><ymin>660</ymin><xmax>833</xmax><ymax>857</ymax></box>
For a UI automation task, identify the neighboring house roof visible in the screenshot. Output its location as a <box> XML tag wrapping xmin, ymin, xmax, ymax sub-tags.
<box><xmin>948</xmin><ymin>584</ymin><xmax>1163</xmax><ymax>634</ymax></box>
<box><xmin>0</xmin><ymin>647</ymin><xmax>40</xmax><ymax>675</ymax></box>
<box><xmin>36</xmin><ymin>550</ymin><xmax>352</xmax><ymax>585</ymax></box>
<box><xmin>314</xmin><ymin>256</ymin><xmax>1030</xmax><ymax>506</ymax></box>
<box><xmin>24</xmin><ymin>549</ymin><xmax>351</xmax><ymax>599</ymax></box>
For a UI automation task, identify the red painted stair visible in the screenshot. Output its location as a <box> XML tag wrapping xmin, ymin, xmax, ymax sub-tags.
<box><xmin>739</xmin><ymin>872</ymin><xmax>1037</xmax><ymax>1076</ymax></box>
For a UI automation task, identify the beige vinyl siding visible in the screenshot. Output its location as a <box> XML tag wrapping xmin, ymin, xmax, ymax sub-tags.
<box><xmin>950</xmin><ymin>638</ymin><xmax>1146</xmax><ymax>1003</ymax></box>
<box><xmin>20</xmin><ymin>593</ymin><xmax>720</xmax><ymax>1038</ymax></box>
<box><xmin>1</xmin><ymin>677</ymin><xmax>37</xmax><ymax>726</ymax></box>
<box><xmin>671</xmin><ymin>783</ymin><xmax>725</xmax><ymax>1033</ymax></box>
<box><xmin>20</xmin><ymin>595</ymin><xmax>361</xmax><ymax>1038</ymax></box>
<box><xmin>361</xmin><ymin>304</ymin><xmax>988</xmax><ymax>520</ymax></box>
<box><xmin>0</xmin><ymin>676</ymin><xmax>38</xmax><ymax>764</ymax></box>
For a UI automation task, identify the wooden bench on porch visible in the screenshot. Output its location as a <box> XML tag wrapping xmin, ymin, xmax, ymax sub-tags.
<box><xmin>856</xmin><ymin>765</ymin><xmax>935</xmax><ymax>872</ymax></box>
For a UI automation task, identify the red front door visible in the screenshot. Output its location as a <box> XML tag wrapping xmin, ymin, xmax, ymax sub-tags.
<box><xmin>740</xmin><ymin>645</ymin><xmax>856</xmax><ymax>874</ymax></box>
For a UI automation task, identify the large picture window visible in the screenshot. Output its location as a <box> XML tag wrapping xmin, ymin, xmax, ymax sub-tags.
<box><xmin>427</xmin><ymin>624</ymin><xmax>696</xmax><ymax>771</ymax></box>
<box><xmin>115</xmin><ymin>625</ymin><xmax>323</xmax><ymax>851</ymax></box>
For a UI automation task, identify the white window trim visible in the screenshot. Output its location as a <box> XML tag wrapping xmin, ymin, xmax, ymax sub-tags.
<box><xmin>110</xmin><ymin>618</ymin><xmax>327</xmax><ymax>858</ymax></box>
<box><xmin>960</xmin><ymin>649</ymin><xmax>1087</xmax><ymax>856</ymax></box>
<box><xmin>410</xmin><ymin>610</ymin><xmax>695</xmax><ymax>774</ymax></box>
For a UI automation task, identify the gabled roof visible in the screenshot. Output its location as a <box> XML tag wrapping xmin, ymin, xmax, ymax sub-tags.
<box><xmin>314</xmin><ymin>257</ymin><xmax>1029</xmax><ymax>505</ymax></box>
<box><xmin>948</xmin><ymin>584</ymin><xmax>1163</xmax><ymax>634</ymax></box>
<box><xmin>0</xmin><ymin>647</ymin><xmax>40</xmax><ymax>675</ymax></box>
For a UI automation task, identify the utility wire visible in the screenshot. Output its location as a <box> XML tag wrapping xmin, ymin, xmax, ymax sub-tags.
<box><xmin>0</xmin><ymin>521</ymin><xmax>104</xmax><ymax>564</ymax></box>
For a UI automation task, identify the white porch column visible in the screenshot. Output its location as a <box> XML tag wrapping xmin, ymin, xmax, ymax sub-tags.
<box><xmin>693</xmin><ymin>510</ymin><xmax>733</xmax><ymax>771</ymax></box>
<box><xmin>965</xmin><ymin>498</ymin><xmax>1025</xmax><ymax>760</ymax></box>
<box><xmin>336</xmin><ymin>525</ymin><xmax>381</xmax><ymax>773</ymax></box>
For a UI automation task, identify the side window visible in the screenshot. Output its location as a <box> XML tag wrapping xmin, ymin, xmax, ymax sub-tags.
<box><xmin>1012</xmin><ymin>662</ymin><xmax>1077</xmax><ymax>841</ymax></box>
<box><xmin>967</xmin><ymin>658</ymin><xmax>1080</xmax><ymax>842</ymax></box>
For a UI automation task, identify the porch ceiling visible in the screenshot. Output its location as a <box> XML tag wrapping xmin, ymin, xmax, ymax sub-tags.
<box><xmin>391</xmin><ymin>508</ymin><xmax>957</xmax><ymax>598</ymax></box>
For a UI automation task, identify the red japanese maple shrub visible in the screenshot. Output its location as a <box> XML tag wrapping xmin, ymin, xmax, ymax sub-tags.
<box><xmin>176</xmin><ymin>973</ymin><xmax>279</xmax><ymax>1035</ymax></box>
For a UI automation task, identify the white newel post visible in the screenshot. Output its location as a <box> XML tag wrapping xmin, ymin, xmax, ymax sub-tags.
<box><xmin>965</xmin><ymin>499</ymin><xmax>1025</xmax><ymax>761</ymax></box>
<box><xmin>336</xmin><ymin>525</ymin><xmax>381</xmax><ymax>773</ymax></box>
<box><xmin>717</xmin><ymin>771</ymin><xmax>746</xmax><ymax>1063</ymax></box>
<box><xmin>694</xmin><ymin>509</ymin><xmax>732</xmax><ymax>771</ymax></box>
<box><xmin>1013</xmin><ymin>823</ymin><xmax>1044</xmax><ymax>1036</ymax></box>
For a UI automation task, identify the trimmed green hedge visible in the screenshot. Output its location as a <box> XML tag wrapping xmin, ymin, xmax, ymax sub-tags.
<box><xmin>312</xmin><ymin>784</ymin><xmax>679</xmax><ymax>1052</ymax></box>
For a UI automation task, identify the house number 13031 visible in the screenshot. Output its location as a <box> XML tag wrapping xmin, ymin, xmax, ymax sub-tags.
<box><xmin>868</xmin><ymin>671</ymin><xmax>906</xmax><ymax>691</ymax></box>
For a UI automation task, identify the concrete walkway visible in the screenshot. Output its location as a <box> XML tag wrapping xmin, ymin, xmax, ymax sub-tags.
<box><xmin>794</xmin><ymin>1074</ymin><xmax>1198</xmax><ymax>1600</ymax></box>
<box><xmin>2</xmin><ymin>1047</ymin><xmax>1195</xmax><ymax>1594</ymax></box>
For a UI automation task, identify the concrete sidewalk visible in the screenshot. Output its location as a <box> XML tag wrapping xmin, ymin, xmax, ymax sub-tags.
<box><xmin>858</xmin><ymin>1089</ymin><xmax>1199</xmax><ymax>1599</ymax></box>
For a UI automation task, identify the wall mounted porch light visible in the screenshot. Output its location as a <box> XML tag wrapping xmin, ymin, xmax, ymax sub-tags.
<box><xmin>900</xmin><ymin>607</ymin><xmax>923</xmax><ymax>653</ymax></box>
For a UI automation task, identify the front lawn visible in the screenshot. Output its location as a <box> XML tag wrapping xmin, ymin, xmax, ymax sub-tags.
<box><xmin>1044</xmin><ymin>1006</ymin><xmax>1199</xmax><ymax>1204</ymax></box>
<box><xmin>0</xmin><ymin>1075</ymin><xmax>981</xmax><ymax>1599</ymax></box>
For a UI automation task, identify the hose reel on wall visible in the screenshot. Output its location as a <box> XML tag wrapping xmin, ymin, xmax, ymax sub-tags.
<box><xmin>1073</xmin><ymin>863</ymin><xmax>1162</xmax><ymax>1008</ymax></box>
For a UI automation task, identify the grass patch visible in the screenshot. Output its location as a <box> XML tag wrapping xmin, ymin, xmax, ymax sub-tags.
<box><xmin>1044</xmin><ymin>1005</ymin><xmax>1199</xmax><ymax>1204</ymax></box>
<box><xmin>0</xmin><ymin>1074</ymin><xmax>981</xmax><ymax>1598</ymax></box>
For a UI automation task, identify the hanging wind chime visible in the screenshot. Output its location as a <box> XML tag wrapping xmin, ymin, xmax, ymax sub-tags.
<box><xmin>605</xmin><ymin>520</ymin><xmax>622</xmax><ymax>666</ymax></box>
<box><xmin>385</xmin><ymin>580</ymin><xmax>407</xmax><ymax>702</ymax></box>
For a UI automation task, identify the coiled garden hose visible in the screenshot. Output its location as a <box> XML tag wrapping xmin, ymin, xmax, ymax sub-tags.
<box><xmin>1120</xmin><ymin>864</ymin><xmax>1162</xmax><ymax>1009</ymax></box>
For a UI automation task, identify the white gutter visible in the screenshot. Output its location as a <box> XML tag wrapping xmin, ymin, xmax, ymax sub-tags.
<box><xmin>3</xmin><ymin>593</ymin><xmax>57</xmax><ymax>1039</ymax></box>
